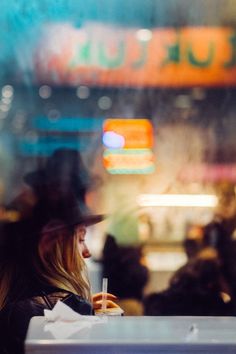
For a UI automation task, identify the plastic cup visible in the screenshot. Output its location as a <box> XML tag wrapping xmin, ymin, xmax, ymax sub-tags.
<box><xmin>95</xmin><ymin>307</ymin><xmax>124</xmax><ymax>316</ymax></box>
<box><xmin>97</xmin><ymin>277</ymin><xmax>124</xmax><ymax>316</ymax></box>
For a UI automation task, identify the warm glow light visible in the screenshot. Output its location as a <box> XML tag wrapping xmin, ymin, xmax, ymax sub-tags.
<box><xmin>103</xmin><ymin>148</ymin><xmax>155</xmax><ymax>174</ymax></box>
<box><xmin>136</xmin><ymin>29</ymin><xmax>153</xmax><ymax>41</ymax></box>
<box><xmin>137</xmin><ymin>194</ymin><xmax>218</xmax><ymax>208</ymax></box>
<box><xmin>103</xmin><ymin>119</ymin><xmax>153</xmax><ymax>148</ymax></box>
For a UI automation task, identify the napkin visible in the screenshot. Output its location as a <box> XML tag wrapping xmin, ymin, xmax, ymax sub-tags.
<box><xmin>44</xmin><ymin>300</ymin><xmax>107</xmax><ymax>339</ymax></box>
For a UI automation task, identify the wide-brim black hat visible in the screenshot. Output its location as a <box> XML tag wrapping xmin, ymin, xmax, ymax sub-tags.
<box><xmin>39</xmin><ymin>213</ymin><xmax>106</xmax><ymax>234</ymax></box>
<box><xmin>6</xmin><ymin>194</ymin><xmax>106</xmax><ymax>234</ymax></box>
<box><xmin>0</xmin><ymin>198</ymin><xmax>106</xmax><ymax>261</ymax></box>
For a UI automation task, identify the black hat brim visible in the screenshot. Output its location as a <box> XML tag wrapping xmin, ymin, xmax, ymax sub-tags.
<box><xmin>40</xmin><ymin>214</ymin><xmax>106</xmax><ymax>234</ymax></box>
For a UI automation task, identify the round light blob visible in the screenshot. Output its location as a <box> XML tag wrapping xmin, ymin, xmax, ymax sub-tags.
<box><xmin>103</xmin><ymin>131</ymin><xmax>125</xmax><ymax>148</ymax></box>
<box><xmin>76</xmin><ymin>86</ymin><xmax>90</xmax><ymax>99</ymax></box>
<box><xmin>39</xmin><ymin>85</ymin><xmax>52</xmax><ymax>99</ymax></box>
<box><xmin>2</xmin><ymin>85</ymin><xmax>14</xmax><ymax>98</ymax></box>
<box><xmin>136</xmin><ymin>29</ymin><xmax>153</xmax><ymax>41</ymax></box>
<box><xmin>48</xmin><ymin>109</ymin><xmax>61</xmax><ymax>121</ymax></box>
<box><xmin>98</xmin><ymin>96</ymin><xmax>112</xmax><ymax>110</ymax></box>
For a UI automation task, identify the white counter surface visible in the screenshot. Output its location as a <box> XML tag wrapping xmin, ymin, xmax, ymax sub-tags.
<box><xmin>25</xmin><ymin>316</ymin><xmax>236</xmax><ymax>354</ymax></box>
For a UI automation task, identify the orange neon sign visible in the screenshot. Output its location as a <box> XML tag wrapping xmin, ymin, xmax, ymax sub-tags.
<box><xmin>35</xmin><ymin>24</ymin><xmax>236</xmax><ymax>87</ymax></box>
<box><xmin>102</xmin><ymin>118</ymin><xmax>155</xmax><ymax>174</ymax></box>
<box><xmin>103</xmin><ymin>119</ymin><xmax>153</xmax><ymax>149</ymax></box>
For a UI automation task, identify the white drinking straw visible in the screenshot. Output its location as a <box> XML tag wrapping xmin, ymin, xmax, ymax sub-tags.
<box><xmin>101</xmin><ymin>277</ymin><xmax>108</xmax><ymax>311</ymax></box>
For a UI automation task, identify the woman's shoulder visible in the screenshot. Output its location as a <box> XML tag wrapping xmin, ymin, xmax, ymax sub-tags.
<box><xmin>39</xmin><ymin>288</ymin><xmax>93</xmax><ymax>315</ymax></box>
<box><xmin>1</xmin><ymin>289</ymin><xmax>92</xmax><ymax>322</ymax></box>
<box><xmin>57</xmin><ymin>292</ymin><xmax>93</xmax><ymax>315</ymax></box>
<box><xmin>1</xmin><ymin>297</ymin><xmax>46</xmax><ymax>320</ymax></box>
<box><xmin>0</xmin><ymin>290</ymin><xmax>93</xmax><ymax>340</ymax></box>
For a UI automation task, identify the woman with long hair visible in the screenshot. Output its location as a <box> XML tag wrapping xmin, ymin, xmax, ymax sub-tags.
<box><xmin>0</xmin><ymin>152</ymin><xmax>119</xmax><ymax>354</ymax></box>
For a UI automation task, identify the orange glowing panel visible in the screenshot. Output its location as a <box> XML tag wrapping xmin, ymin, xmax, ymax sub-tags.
<box><xmin>103</xmin><ymin>119</ymin><xmax>153</xmax><ymax>149</ymax></box>
<box><xmin>103</xmin><ymin>148</ymin><xmax>155</xmax><ymax>174</ymax></box>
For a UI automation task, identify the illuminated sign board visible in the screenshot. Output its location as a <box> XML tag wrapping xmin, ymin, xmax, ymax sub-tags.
<box><xmin>103</xmin><ymin>119</ymin><xmax>153</xmax><ymax>148</ymax></box>
<box><xmin>102</xmin><ymin>118</ymin><xmax>155</xmax><ymax>174</ymax></box>
<box><xmin>103</xmin><ymin>148</ymin><xmax>155</xmax><ymax>174</ymax></box>
<box><xmin>35</xmin><ymin>24</ymin><xmax>236</xmax><ymax>87</ymax></box>
<box><xmin>19</xmin><ymin>116</ymin><xmax>105</xmax><ymax>156</ymax></box>
<box><xmin>179</xmin><ymin>164</ymin><xmax>236</xmax><ymax>182</ymax></box>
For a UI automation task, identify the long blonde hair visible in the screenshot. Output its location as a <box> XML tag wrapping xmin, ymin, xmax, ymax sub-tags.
<box><xmin>0</xmin><ymin>223</ymin><xmax>92</xmax><ymax>309</ymax></box>
<box><xmin>0</xmin><ymin>264</ymin><xmax>15</xmax><ymax>310</ymax></box>
<box><xmin>37</xmin><ymin>224</ymin><xmax>92</xmax><ymax>302</ymax></box>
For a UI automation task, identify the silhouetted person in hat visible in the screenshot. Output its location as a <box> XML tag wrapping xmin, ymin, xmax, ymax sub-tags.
<box><xmin>0</xmin><ymin>148</ymin><xmax>119</xmax><ymax>354</ymax></box>
<box><xmin>9</xmin><ymin>148</ymin><xmax>100</xmax><ymax>219</ymax></box>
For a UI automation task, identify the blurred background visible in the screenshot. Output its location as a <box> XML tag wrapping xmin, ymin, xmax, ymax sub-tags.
<box><xmin>1</xmin><ymin>0</ymin><xmax>236</xmax><ymax>295</ymax></box>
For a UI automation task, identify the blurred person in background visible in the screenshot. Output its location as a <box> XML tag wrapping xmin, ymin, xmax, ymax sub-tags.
<box><xmin>201</xmin><ymin>218</ymin><xmax>236</xmax><ymax>314</ymax></box>
<box><xmin>181</xmin><ymin>184</ymin><xmax>236</xmax><ymax>314</ymax></box>
<box><xmin>144</xmin><ymin>250</ymin><xmax>232</xmax><ymax>316</ymax></box>
<box><xmin>183</xmin><ymin>224</ymin><xmax>204</xmax><ymax>260</ymax></box>
<box><xmin>102</xmin><ymin>234</ymin><xmax>149</xmax><ymax>315</ymax></box>
<box><xmin>183</xmin><ymin>209</ymin><xmax>236</xmax><ymax>314</ymax></box>
<box><xmin>0</xmin><ymin>149</ymin><xmax>120</xmax><ymax>354</ymax></box>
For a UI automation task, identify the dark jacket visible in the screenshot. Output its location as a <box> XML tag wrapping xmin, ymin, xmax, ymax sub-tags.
<box><xmin>0</xmin><ymin>287</ymin><xmax>93</xmax><ymax>354</ymax></box>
